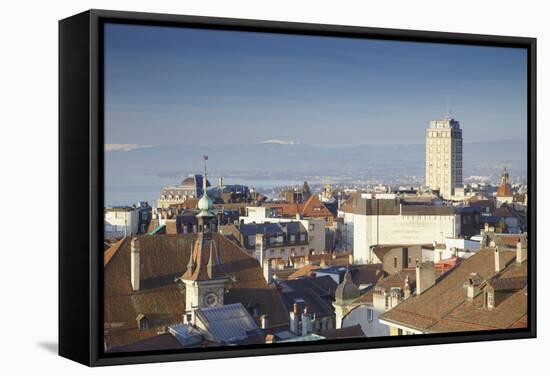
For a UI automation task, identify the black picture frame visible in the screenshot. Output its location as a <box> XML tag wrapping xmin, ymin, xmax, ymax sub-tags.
<box><xmin>59</xmin><ymin>9</ymin><xmax>537</xmax><ymax>367</ymax></box>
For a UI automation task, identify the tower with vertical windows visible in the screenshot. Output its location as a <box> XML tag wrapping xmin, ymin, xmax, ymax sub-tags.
<box><xmin>425</xmin><ymin>117</ymin><xmax>463</xmax><ymax>199</ymax></box>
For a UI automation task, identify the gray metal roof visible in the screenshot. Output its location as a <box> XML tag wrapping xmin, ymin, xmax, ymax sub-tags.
<box><xmin>196</xmin><ymin>303</ymin><xmax>261</xmax><ymax>344</ymax></box>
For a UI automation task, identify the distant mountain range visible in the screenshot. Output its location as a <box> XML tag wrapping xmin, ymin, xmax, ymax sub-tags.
<box><xmin>106</xmin><ymin>140</ymin><xmax>527</xmax><ymax>180</ymax></box>
<box><xmin>105</xmin><ymin>139</ymin><xmax>527</xmax><ymax>205</ymax></box>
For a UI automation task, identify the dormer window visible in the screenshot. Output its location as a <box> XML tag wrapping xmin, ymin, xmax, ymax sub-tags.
<box><xmin>486</xmin><ymin>291</ymin><xmax>494</xmax><ymax>309</ymax></box>
<box><xmin>136</xmin><ymin>314</ymin><xmax>149</xmax><ymax>330</ymax></box>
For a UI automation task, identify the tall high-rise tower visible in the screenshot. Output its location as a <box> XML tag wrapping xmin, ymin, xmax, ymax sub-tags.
<box><xmin>425</xmin><ymin>117</ymin><xmax>463</xmax><ymax>199</ymax></box>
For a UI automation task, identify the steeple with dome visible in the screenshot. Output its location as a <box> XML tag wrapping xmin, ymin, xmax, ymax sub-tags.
<box><xmin>496</xmin><ymin>167</ymin><xmax>514</xmax><ymax>207</ymax></box>
<box><xmin>178</xmin><ymin>156</ymin><xmax>230</xmax><ymax>316</ymax></box>
<box><xmin>333</xmin><ymin>270</ymin><xmax>360</xmax><ymax>328</ymax></box>
<box><xmin>196</xmin><ymin>155</ymin><xmax>215</xmax><ymax>233</ymax></box>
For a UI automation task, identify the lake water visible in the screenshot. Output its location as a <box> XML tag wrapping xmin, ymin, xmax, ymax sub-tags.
<box><xmin>105</xmin><ymin>173</ymin><xmax>304</xmax><ymax>207</ymax></box>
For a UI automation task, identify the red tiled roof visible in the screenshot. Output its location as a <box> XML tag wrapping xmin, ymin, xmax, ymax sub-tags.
<box><xmin>104</xmin><ymin>233</ymin><xmax>274</xmax><ymax>349</ymax></box>
<box><xmin>379</xmin><ymin>245</ymin><xmax>528</xmax><ymax>333</ymax></box>
<box><xmin>269</xmin><ymin>195</ymin><xmax>333</xmax><ymax>218</ymax></box>
<box><xmin>497</xmin><ymin>183</ymin><xmax>513</xmax><ymax>197</ymax></box>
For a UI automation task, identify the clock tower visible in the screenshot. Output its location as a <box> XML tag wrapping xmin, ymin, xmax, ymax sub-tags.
<box><xmin>179</xmin><ymin>156</ymin><xmax>230</xmax><ymax>314</ymax></box>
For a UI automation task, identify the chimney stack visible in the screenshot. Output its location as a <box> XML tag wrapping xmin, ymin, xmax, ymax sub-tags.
<box><xmin>403</xmin><ymin>274</ymin><xmax>411</xmax><ymax>299</ymax></box>
<box><xmin>289</xmin><ymin>303</ymin><xmax>299</xmax><ymax>334</ymax></box>
<box><xmin>301</xmin><ymin>307</ymin><xmax>311</xmax><ymax>337</ymax></box>
<box><xmin>263</xmin><ymin>258</ymin><xmax>273</xmax><ymax>285</ymax></box>
<box><xmin>130</xmin><ymin>237</ymin><xmax>141</xmax><ymax>291</ymax></box>
<box><xmin>516</xmin><ymin>236</ymin><xmax>527</xmax><ymax>264</ymax></box>
<box><xmin>388</xmin><ymin>287</ymin><xmax>404</xmax><ymax>309</ymax></box>
<box><xmin>255</xmin><ymin>234</ymin><xmax>265</xmax><ymax>265</ymax></box>
<box><xmin>260</xmin><ymin>314</ymin><xmax>269</xmax><ymax>329</ymax></box>
<box><xmin>466</xmin><ymin>273</ymin><xmax>482</xmax><ymax>300</ymax></box>
<box><xmin>494</xmin><ymin>247</ymin><xmax>506</xmax><ymax>273</ymax></box>
<box><xmin>415</xmin><ymin>261</ymin><xmax>436</xmax><ymax>295</ymax></box>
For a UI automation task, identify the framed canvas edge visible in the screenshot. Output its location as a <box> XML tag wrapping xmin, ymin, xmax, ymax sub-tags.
<box><xmin>59</xmin><ymin>8</ymin><xmax>537</xmax><ymax>367</ymax></box>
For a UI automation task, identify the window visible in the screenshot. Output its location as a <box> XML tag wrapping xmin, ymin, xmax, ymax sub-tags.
<box><xmin>486</xmin><ymin>292</ymin><xmax>494</xmax><ymax>309</ymax></box>
<box><xmin>393</xmin><ymin>256</ymin><xmax>398</xmax><ymax>268</ymax></box>
<box><xmin>309</xmin><ymin>224</ymin><xmax>315</xmax><ymax>231</ymax></box>
<box><xmin>367</xmin><ymin>309</ymin><xmax>374</xmax><ymax>322</ymax></box>
<box><xmin>290</xmin><ymin>234</ymin><xmax>296</xmax><ymax>243</ymax></box>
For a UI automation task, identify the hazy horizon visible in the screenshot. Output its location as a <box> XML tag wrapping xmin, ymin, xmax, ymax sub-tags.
<box><xmin>104</xmin><ymin>23</ymin><xmax>528</xmax><ymax>206</ymax></box>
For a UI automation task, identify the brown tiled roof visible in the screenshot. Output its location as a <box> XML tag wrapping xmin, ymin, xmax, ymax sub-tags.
<box><xmin>379</xmin><ymin>247</ymin><xmax>528</xmax><ymax>333</ymax></box>
<box><xmin>320</xmin><ymin>324</ymin><xmax>365</xmax><ymax>339</ymax></box>
<box><xmin>104</xmin><ymin>233</ymin><xmax>271</xmax><ymax>349</ymax></box>
<box><xmin>108</xmin><ymin>332</ymin><xmax>184</xmax><ymax>353</ymax></box>
<box><xmin>350</xmin><ymin>264</ymin><xmax>386</xmax><ymax>286</ymax></box>
<box><xmin>487</xmin><ymin>276</ymin><xmax>527</xmax><ymax>291</ymax></box>
<box><xmin>104</xmin><ymin>237</ymin><xmax>127</xmax><ymax>267</ymax></box>
<box><xmin>358</xmin><ymin>270</ymin><xmax>415</xmax><ymax>303</ymax></box>
<box><xmin>288</xmin><ymin>265</ymin><xmax>320</xmax><ymax>279</ymax></box>
<box><xmin>224</xmin><ymin>288</ymin><xmax>289</xmax><ymax>328</ymax></box>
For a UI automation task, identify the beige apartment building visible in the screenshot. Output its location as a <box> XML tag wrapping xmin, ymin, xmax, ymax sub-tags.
<box><xmin>425</xmin><ymin>117</ymin><xmax>463</xmax><ymax>199</ymax></box>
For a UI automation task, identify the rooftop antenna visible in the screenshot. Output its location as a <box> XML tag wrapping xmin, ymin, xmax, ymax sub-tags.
<box><xmin>203</xmin><ymin>155</ymin><xmax>208</xmax><ymax>194</ymax></box>
<box><xmin>445</xmin><ymin>98</ymin><xmax>452</xmax><ymax>118</ymax></box>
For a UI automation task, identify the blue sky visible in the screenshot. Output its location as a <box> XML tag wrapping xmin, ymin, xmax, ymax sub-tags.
<box><xmin>104</xmin><ymin>23</ymin><xmax>527</xmax><ymax>147</ymax></box>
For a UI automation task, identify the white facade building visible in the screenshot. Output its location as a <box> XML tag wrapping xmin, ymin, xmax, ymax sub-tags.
<box><xmin>240</xmin><ymin>206</ymin><xmax>326</xmax><ymax>254</ymax></box>
<box><xmin>425</xmin><ymin>117</ymin><xmax>463</xmax><ymax>199</ymax></box>
<box><xmin>104</xmin><ymin>206</ymin><xmax>139</xmax><ymax>238</ymax></box>
<box><xmin>341</xmin><ymin>195</ymin><xmax>460</xmax><ymax>263</ymax></box>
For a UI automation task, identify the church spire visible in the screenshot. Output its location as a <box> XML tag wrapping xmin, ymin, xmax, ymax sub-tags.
<box><xmin>196</xmin><ymin>155</ymin><xmax>214</xmax><ymax>233</ymax></box>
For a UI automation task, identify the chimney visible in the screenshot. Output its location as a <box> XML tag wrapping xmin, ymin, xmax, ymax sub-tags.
<box><xmin>466</xmin><ymin>273</ymin><xmax>482</xmax><ymax>300</ymax></box>
<box><xmin>494</xmin><ymin>247</ymin><xmax>506</xmax><ymax>273</ymax></box>
<box><xmin>260</xmin><ymin>314</ymin><xmax>269</xmax><ymax>329</ymax></box>
<box><xmin>516</xmin><ymin>236</ymin><xmax>527</xmax><ymax>264</ymax></box>
<box><xmin>255</xmin><ymin>234</ymin><xmax>265</xmax><ymax>265</ymax></box>
<box><xmin>372</xmin><ymin>287</ymin><xmax>387</xmax><ymax>311</ymax></box>
<box><xmin>415</xmin><ymin>261</ymin><xmax>436</xmax><ymax>295</ymax></box>
<box><xmin>263</xmin><ymin>258</ymin><xmax>273</xmax><ymax>285</ymax></box>
<box><xmin>403</xmin><ymin>274</ymin><xmax>411</xmax><ymax>299</ymax></box>
<box><xmin>301</xmin><ymin>307</ymin><xmax>311</xmax><ymax>336</ymax></box>
<box><xmin>289</xmin><ymin>303</ymin><xmax>299</xmax><ymax>334</ymax></box>
<box><xmin>388</xmin><ymin>287</ymin><xmax>404</xmax><ymax>309</ymax></box>
<box><xmin>130</xmin><ymin>237</ymin><xmax>141</xmax><ymax>291</ymax></box>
